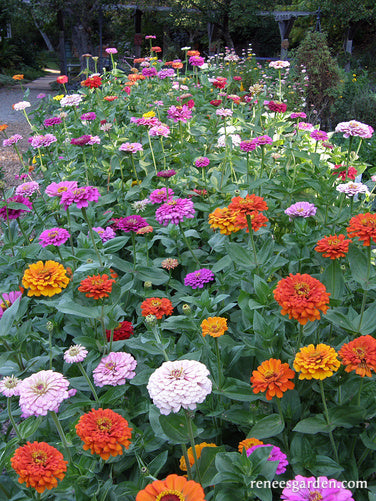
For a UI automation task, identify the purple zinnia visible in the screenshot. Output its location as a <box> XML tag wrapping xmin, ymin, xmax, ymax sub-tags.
<box><xmin>189</xmin><ymin>55</ymin><xmax>205</xmax><ymax>67</ymax></box>
<box><xmin>158</xmin><ymin>69</ymin><xmax>175</xmax><ymax>79</ymax></box>
<box><xmin>18</xmin><ymin>370</ymin><xmax>71</xmax><ymax>418</ymax></box>
<box><xmin>64</xmin><ymin>345</ymin><xmax>88</xmax><ymax>364</ymax></box>
<box><xmin>43</xmin><ymin>117</ymin><xmax>62</xmax><ymax>127</ymax></box>
<box><xmin>60</xmin><ymin>186</ymin><xmax>101</xmax><ymax>210</ymax></box>
<box><xmin>38</xmin><ymin>228</ymin><xmax>71</xmax><ymax>247</ymax></box>
<box><xmin>0</xmin><ymin>291</ymin><xmax>22</xmax><ymax>319</ymax></box>
<box><xmin>167</xmin><ymin>105</ymin><xmax>192</xmax><ymax>123</ymax></box>
<box><xmin>281</xmin><ymin>475</ymin><xmax>354</xmax><ymax>501</ymax></box>
<box><xmin>45</xmin><ymin>181</ymin><xmax>78</xmax><ymax>198</ymax></box>
<box><xmin>254</xmin><ymin>135</ymin><xmax>273</xmax><ymax>146</ymax></box>
<box><xmin>155</xmin><ymin>198</ymin><xmax>195</xmax><ymax>226</ymax></box>
<box><xmin>157</xmin><ymin>169</ymin><xmax>176</xmax><ymax>178</ymax></box>
<box><xmin>2</xmin><ymin>134</ymin><xmax>23</xmax><ymax>147</ymax></box>
<box><xmin>285</xmin><ymin>201</ymin><xmax>317</xmax><ymax>220</ymax></box>
<box><xmin>195</xmin><ymin>157</ymin><xmax>210</xmax><ymax>168</ymax></box>
<box><xmin>184</xmin><ymin>268</ymin><xmax>214</xmax><ymax>289</ymax></box>
<box><xmin>239</xmin><ymin>140</ymin><xmax>257</xmax><ymax>152</ymax></box>
<box><xmin>92</xmin><ymin>226</ymin><xmax>116</xmax><ymax>242</ymax></box>
<box><xmin>29</xmin><ymin>134</ymin><xmax>57</xmax><ymax>148</ymax></box>
<box><xmin>80</xmin><ymin>112</ymin><xmax>97</xmax><ymax>121</ymax></box>
<box><xmin>149</xmin><ymin>187</ymin><xmax>174</xmax><ymax>204</ymax></box>
<box><xmin>119</xmin><ymin>142</ymin><xmax>143</xmax><ymax>153</ymax></box>
<box><xmin>247</xmin><ymin>444</ymin><xmax>288</xmax><ymax>475</ymax></box>
<box><xmin>0</xmin><ymin>375</ymin><xmax>22</xmax><ymax>397</ymax></box>
<box><xmin>0</xmin><ymin>195</ymin><xmax>32</xmax><ymax>220</ymax></box>
<box><xmin>93</xmin><ymin>352</ymin><xmax>137</xmax><ymax>387</ymax></box>
<box><xmin>70</xmin><ymin>135</ymin><xmax>92</xmax><ymax>146</ymax></box>
<box><xmin>142</xmin><ymin>67</ymin><xmax>158</xmax><ymax>78</ymax></box>
<box><xmin>111</xmin><ymin>215</ymin><xmax>148</xmax><ymax>232</ymax></box>
<box><xmin>290</xmin><ymin>112</ymin><xmax>307</xmax><ymax>119</ymax></box>
<box><xmin>310</xmin><ymin>130</ymin><xmax>329</xmax><ymax>141</ymax></box>
<box><xmin>15</xmin><ymin>181</ymin><xmax>39</xmax><ymax>197</ymax></box>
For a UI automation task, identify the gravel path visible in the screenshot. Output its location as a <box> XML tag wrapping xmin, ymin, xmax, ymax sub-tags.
<box><xmin>0</xmin><ymin>71</ymin><xmax>59</xmax><ymax>188</ymax></box>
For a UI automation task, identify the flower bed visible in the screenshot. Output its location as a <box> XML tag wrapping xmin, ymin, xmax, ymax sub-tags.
<box><xmin>0</xmin><ymin>44</ymin><xmax>376</xmax><ymax>500</ymax></box>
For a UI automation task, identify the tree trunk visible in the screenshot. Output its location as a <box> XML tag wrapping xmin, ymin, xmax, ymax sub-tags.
<box><xmin>31</xmin><ymin>10</ymin><xmax>54</xmax><ymax>51</ymax></box>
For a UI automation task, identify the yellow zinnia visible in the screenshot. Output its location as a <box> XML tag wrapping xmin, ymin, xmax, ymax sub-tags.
<box><xmin>293</xmin><ymin>344</ymin><xmax>340</xmax><ymax>380</ymax></box>
<box><xmin>179</xmin><ymin>442</ymin><xmax>217</xmax><ymax>471</ymax></box>
<box><xmin>22</xmin><ymin>261</ymin><xmax>70</xmax><ymax>297</ymax></box>
<box><xmin>201</xmin><ymin>317</ymin><xmax>228</xmax><ymax>338</ymax></box>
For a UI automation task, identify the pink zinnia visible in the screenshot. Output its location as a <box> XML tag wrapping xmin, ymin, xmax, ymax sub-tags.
<box><xmin>0</xmin><ymin>195</ymin><xmax>32</xmax><ymax>220</ymax></box>
<box><xmin>105</xmin><ymin>47</ymin><xmax>118</xmax><ymax>54</ymax></box>
<box><xmin>70</xmin><ymin>135</ymin><xmax>92</xmax><ymax>146</ymax></box>
<box><xmin>29</xmin><ymin>134</ymin><xmax>57</xmax><ymax>148</ymax></box>
<box><xmin>254</xmin><ymin>135</ymin><xmax>273</xmax><ymax>146</ymax></box>
<box><xmin>155</xmin><ymin>198</ymin><xmax>195</xmax><ymax>226</ymax></box>
<box><xmin>2</xmin><ymin>134</ymin><xmax>23</xmax><ymax>146</ymax></box>
<box><xmin>130</xmin><ymin>116</ymin><xmax>161</xmax><ymax>127</ymax></box>
<box><xmin>45</xmin><ymin>181</ymin><xmax>79</xmax><ymax>198</ymax></box>
<box><xmin>195</xmin><ymin>157</ymin><xmax>210</xmax><ymax>168</ymax></box>
<box><xmin>119</xmin><ymin>142</ymin><xmax>143</xmax><ymax>153</ymax></box>
<box><xmin>92</xmin><ymin>226</ymin><xmax>116</xmax><ymax>242</ymax></box>
<box><xmin>15</xmin><ymin>181</ymin><xmax>39</xmax><ymax>197</ymax></box>
<box><xmin>80</xmin><ymin>112</ymin><xmax>96</xmax><ymax>121</ymax></box>
<box><xmin>310</xmin><ymin>130</ymin><xmax>328</xmax><ymax>141</ymax></box>
<box><xmin>157</xmin><ymin>169</ymin><xmax>176</xmax><ymax>178</ymax></box>
<box><xmin>39</xmin><ymin>228</ymin><xmax>70</xmax><ymax>247</ymax></box>
<box><xmin>335</xmin><ymin>120</ymin><xmax>374</xmax><ymax>139</ymax></box>
<box><xmin>0</xmin><ymin>375</ymin><xmax>22</xmax><ymax>397</ymax></box>
<box><xmin>184</xmin><ymin>268</ymin><xmax>214</xmax><ymax>289</ymax></box>
<box><xmin>167</xmin><ymin>105</ymin><xmax>192</xmax><ymax>123</ymax></box>
<box><xmin>93</xmin><ymin>352</ymin><xmax>137</xmax><ymax>387</ymax></box>
<box><xmin>240</xmin><ymin>140</ymin><xmax>257</xmax><ymax>152</ymax></box>
<box><xmin>142</xmin><ymin>67</ymin><xmax>158</xmax><ymax>77</ymax></box>
<box><xmin>290</xmin><ymin>112</ymin><xmax>307</xmax><ymax>119</ymax></box>
<box><xmin>149</xmin><ymin>125</ymin><xmax>170</xmax><ymax>137</ymax></box>
<box><xmin>149</xmin><ymin>187</ymin><xmax>174</xmax><ymax>204</ymax></box>
<box><xmin>247</xmin><ymin>444</ymin><xmax>288</xmax><ymax>475</ymax></box>
<box><xmin>64</xmin><ymin>345</ymin><xmax>88</xmax><ymax>364</ymax></box>
<box><xmin>18</xmin><ymin>370</ymin><xmax>71</xmax><ymax>418</ymax></box>
<box><xmin>189</xmin><ymin>55</ymin><xmax>205</xmax><ymax>66</ymax></box>
<box><xmin>216</xmin><ymin>108</ymin><xmax>233</xmax><ymax>117</ymax></box>
<box><xmin>281</xmin><ymin>475</ymin><xmax>354</xmax><ymax>501</ymax></box>
<box><xmin>111</xmin><ymin>215</ymin><xmax>148</xmax><ymax>232</ymax></box>
<box><xmin>60</xmin><ymin>186</ymin><xmax>101</xmax><ymax>210</ymax></box>
<box><xmin>298</xmin><ymin>122</ymin><xmax>314</xmax><ymax>131</ymax></box>
<box><xmin>0</xmin><ymin>291</ymin><xmax>22</xmax><ymax>319</ymax></box>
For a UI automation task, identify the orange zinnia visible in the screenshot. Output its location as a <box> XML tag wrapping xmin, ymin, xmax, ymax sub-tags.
<box><xmin>141</xmin><ymin>297</ymin><xmax>173</xmax><ymax>319</ymax></box>
<box><xmin>338</xmin><ymin>335</ymin><xmax>376</xmax><ymax>377</ymax></box>
<box><xmin>187</xmin><ymin>50</ymin><xmax>200</xmax><ymax>56</ymax></box>
<box><xmin>347</xmin><ymin>212</ymin><xmax>376</xmax><ymax>246</ymax></box>
<box><xmin>238</xmin><ymin>437</ymin><xmax>264</xmax><ymax>453</ymax></box>
<box><xmin>208</xmin><ymin>206</ymin><xmax>241</xmax><ymax>235</ymax></box>
<box><xmin>273</xmin><ymin>273</ymin><xmax>330</xmax><ymax>325</ymax></box>
<box><xmin>12</xmin><ymin>74</ymin><xmax>24</xmax><ymax>80</ymax></box>
<box><xmin>293</xmin><ymin>344</ymin><xmax>340</xmax><ymax>380</ymax></box>
<box><xmin>136</xmin><ymin>474</ymin><xmax>205</xmax><ymax>501</ymax></box>
<box><xmin>179</xmin><ymin>442</ymin><xmax>217</xmax><ymax>471</ymax></box>
<box><xmin>11</xmin><ymin>441</ymin><xmax>67</xmax><ymax>493</ymax></box>
<box><xmin>201</xmin><ymin>317</ymin><xmax>228</xmax><ymax>337</ymax></box>
<box><xmin>315</xmin><ymin>234</ymin><xmax>351</xmax><ymax>259</ymax></box>
<box><xmin>251</xmin><ymin>358</ymin><xmax>295</xmax><ymax>400</ymax></box>
<box><xmin>78</xmin><ymin>274</ymin><xmax>115</xmax><ymax>299</ymax></box>
<box><xmin>22</xmin><ymin>260</ymin><xmax>70</xmax><ymax>297</ymax></box>
<box><xmin>235</xmin><ymin>211</ymin><xmax>269</xmax><ymax>232</ymax></box>
<box><xmin>228</xmin><ymin>194</ymin><xmax>268</xmax><ymax>215</ymax></box>
<box><xmin>0</xmin><ymin>124</ymin><xmax>9</xmax><ymax>132</ymax></box>
<box><xmin>76</xmin><ymin>408</ymin><xmax>132</xmax><ymax>460</ymax></box>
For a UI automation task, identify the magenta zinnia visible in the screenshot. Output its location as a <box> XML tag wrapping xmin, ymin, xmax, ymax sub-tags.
<box><xmin>155</xmin><ymin>198</ymin><xmax>195</xmax><ymax>226</ymax></box>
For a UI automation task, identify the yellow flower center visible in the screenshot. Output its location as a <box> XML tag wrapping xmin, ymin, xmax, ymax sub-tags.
<box><xmin>170</xmin><ymin>368</ymin><xmax>184</xmax><ymax>379</ymax></box>
<box><xmin>353</xmin><ymin>347</ymin><xmax>366</xmax><ymax>359</ymax></box>
<box><xmin>96</xmin><ymin>418</ymin><xmax>112</xmax><ymax>432</ymax></box>
<box><xmin>48</xmin><ymin>231</ymin><xmax>59</xmax><ymax>238</ymax></box>
<box><xmin>105</xmin><ymin>362</ymin><xmax>116</xmax><ymax>371</ymax></box>
<box><xmin>263</xmin><ymin>369</ymin><xmax>277</xmax><ymax>380</ymax></box>
<box><xmin>294</xmin><ymin>282</ymin><xmax>310</xmax><ymax>297</ymax></box>
<box><xmin>308</xmin><ymin>492</ymin><xmax>323</xmax><ymax>501</ymax></box>
<box><xmin>0</xmin><ymin>300</ymin><xmax>11</xmax><ymax>310</ymax></box>
<box><xmin>32</xmin><ymin>451</ymin><xmax>47</xmax><ymax>465</ymax></box>
<box><xmin>57</xmin><ymin>187</ymin><xmax>68</xmax><ymax>193</ymax></box>
<box><xmin>151</xmin><ymin>300</ymin><xmax>161</xmax><ymax>307</ymax></box>
<box><xmin>156</xmin><ymin>490</ymin><xmax>184</xmax><ymax>501</ymax></box>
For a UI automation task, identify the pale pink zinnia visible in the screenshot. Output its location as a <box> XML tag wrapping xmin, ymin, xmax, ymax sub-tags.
<box><xmin>335</xmin><ymin>120</ymin><xmax>374</xmax><ymax>139</ymax></box>
<box><xmin>119</xmin><ymin>142</ymin><xmax>143</xmax><ymax>153</ymax></box>
<box><xmin>0</xmin><ymin>375</ymin><xmax>22</xmax><ymax>397</ymax></box>
<box><xmin>93</xmin><ymin>352</ymin><xmax>137</xmax><ymax>387</ymax></box>
<box><xmin>12</xmin><ymin>101</ymin><xmax>31</xmax><ymax>111</ymax></box>
<box><xmin>64</xmin><ymin>345</ymin><xmax>88</xmax><ymax>363</ymax></box>
<box><xmin>147</xmin><ymin>359</ymin><xmax>212</xmax><ymax>415</ymax></box>
<box><xmin>18</xmin><ymin>370</ymin><xmax>71</xmax><ymax>418</ymax></box>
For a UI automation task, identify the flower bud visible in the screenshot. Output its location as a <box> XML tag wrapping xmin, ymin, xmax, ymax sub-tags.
<box><xmin>46</xmin><ymin>321</ymin><xmax>54</xmax><ymax>332</ymax></box>
<box><xmin>182</xmin><ymin>304</ymin><xmax>191</xmax><ymax>315</ymax></box>
<box><xmin>144</xmin><ymin>281</ymin><xmax>152</xmax><ymax>289</ymax></box>
<box><xmin>145</xmin><ymin>314</ymin><xmax>157</xmax><ymax>326</ymax></box>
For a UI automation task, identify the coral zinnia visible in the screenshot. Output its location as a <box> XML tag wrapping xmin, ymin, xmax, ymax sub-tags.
<box><xmin>228</xmin><ymin>194</ymin><xmax>268</xmax><ymax>215</ymax></box>
<box><xmin>235</xmin><ymin>211</ymin><xmax>269</xmax><ymax>232</ymax></box>
<box><xmin>347</xmin><ymin>212</ymin><xmax>376</xmax><ymax>246</ymax></box>
<box><xmin>78</xmin><ymin>274</ymin><xmax>116</xmax><ymax>299</ymax></box>
<box><xmin>22</xmin><ymin>261</ymin><xmax>69</xmax><ymax>297</ymax></box>
<box><xmin>294</xmin><ymin>344</ymin><xmax>340</xmax><ymax>380</ymax></box>
<box><xmin>315</xmin><ymin>234</ymin><xmax>351</xmax><ymax>259</ymax></box>
<box><xmin>11</xmin><ymin>441</ymin><xmax>67</xmax><ymax>493</ymax></box>
<box><xmin>141</xmin><ymin>297</ymin><xmax>173</xmax><ymax>319</ymax></box>
<box><xmin>251</xmin><ymin>358</ymin><xmax>295</xmax><ymax>400</ymax></box>
<box><xmin>208</xmin><ymin>207</ymin><xmax>241</xmax><ymax>235</ymax></box>
<box><xmin>338</xmin><ymin>335</ymin><xmax>376</xmax><ymax>377</ymax></box>
<box><xmin>201</xmin><ymin>317</ymin><xmax>228</xmax><ymax>338</ymax></box>
<box><xmin>273</xmin><ymin>273</ymin><xmax>330</xmax><ymax>325</ymax></box>
<box><xmin>136</xmin><ymin>474</ymin><xmax>205</xmax><ymax>501</ymax></box>
<box><xmin>238</xmin><ymin>437</ymin><xmax>264</xmax><ymax>454</ymax></box>
<box><xmin>179</xmin><ymin>442</ymin><xmax>217</xmax><ymax>471</ymax></box>
<box><xmin>76</xmin><ymin>408</ymin><xmax>132</xmax><ymax>460</ymax></box>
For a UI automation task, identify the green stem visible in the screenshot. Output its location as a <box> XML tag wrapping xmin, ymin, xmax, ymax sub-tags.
<box><xmin>179</xmin><ymin>222</ymin><xmax>200</xmax><ymax>266</ymax></box>
<box><xmin>246</xmin><ymin>214</ymin><xmax>259</xmax><ymax>271</ymax></box>
<box><xmin>184</xmin><ymin>410</ymin><xmax>203</xmax><ymax>485</ymax></box>
<box><xmin>16</xmin><ymin>217</ymin><xmax>29</xmax><ymax>245</ymax></box>
<box><xmin>131</xmin><ymin>155</ymin><xmax>139</xmax><ymax>183</ymax></box>
<box><xmin>215</xmin><ymin>337</ymin><xmax>223</xmax><ymax>390</ymax></box>
<box><xmin>357</xmin><ymin>245</ymin><xmax>371</xmax><ymax>332</ymax></box>
<box><xmin>99</xmin><ymin>304</ymin><xmax>107</xmax><ymax>350</ymax></box>
<box><xmin>319</xmin><ymin>380</ymin><xmax>339</xmax><ymax>463</ymax></box>
<box><xmin>77</xmin><ymin>361</ymin><xmax>100</xmax><ymax>406</ymax></box>
<box><xmin>151</xmin><ymin>323</ymin><xmax>169</xmax><ymax>362</ymax></box>
<box><xmin>48</xmin><ymin>328</ymin><xmax>53</xmax><ymax>370</ymax></box>
<box><xmin>81</xmin><ymin>207</ymin><xmax>103</xmax><ymax>266</ymax></box>
<box><xmin>181</xmin><ymin>443</ymin><xmax>193</xmax><ymax>481</ymax></box>
<box><xmin>358</xmin><ymin>428</ymin><xmax>376</xmax><ymax>466</ymax></box>
<box><xmin>131</xmin><ymin>232</ymin><xmax>137</xmax><ymax>270</ymax></box>
<box><xmin>65</xmin><ymin>207</ymin><xmax>75</xmax><ymax>256</ymax></box>
<box><xmin>345</xmin><ymin>136</ymin><xmax>353</xmax><ymax>179</ymax></box>
<box><xmin>50</xmin><ymin>411</ymin><xmax>72</xmax><ymax>463</ymax></box>
<box><xmin>7</xmin><ymin>397</ymin><xmax>21</xmax><ymax>439</ymax></box>
<box><xmin>148</xmin><ymin>133</ymin><xmax>158</xmax><ymax>174</ymax></box>
<box><xmin>82</xmin><ymin>148</ymin><xmax>90</xmax><ymax>184</ymax></box>
<box><xmin>160</xmin><ymin>137</ymin><xmax>167</xmax><ymax>170</ymax></box>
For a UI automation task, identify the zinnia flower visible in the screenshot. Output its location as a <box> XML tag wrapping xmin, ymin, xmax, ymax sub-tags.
<box><xmin>338</xmin><ymin>335</ymin><xmax>376</xmax><ymax>377</ymax></box>
<box><xmin>92</xmin><ymin>226</ymin><xmax>116</xmax><ymax>242</ymax></box>
<box><xmin>11</xmin><ymin>442</ymin><xmax>67</xmax><ymax>493</ymax></box>
<box><xmin>93</xmin><ymin>352</ymin><xmax>137</xmax><ymax>387</ymax></box>
<box><xmin>269</xmin><ymin>60</ymin><xmax>290</xmax><ymax>69</ymax></box>
<box><xmin>285</xmin><ymin>201</ymin><xmax>317</xmax><ymax>220</ymax></box>
<box><xmin>149</xmin><ymin>187</ymin><xmax>174</xmax><ymax>204</ymax></box>
<box><xmin>147</xmin><ymin>359</ymin><xmax>212</xmax><ymax>415</ymax></box>
<box><xmin>234</xmin><ymin>211</ymin><xmax>269</xmax><ymax>233</ymax></box>
<box><xmin>179</xmin><ymin>442</ymin><xmax>217</xmax><ymax>471</ymax></box>
<box><xmin>141</xmin><ymin>297</ymin><xmax>173</xmax><ymax>319</ymax></box>
<box><xmin>64</xmin><ymin>345</ymin><xmax>88</xmax><ymax>363</ymax></box>
<box><xmin>15</xmin><ymin>181</ymin><xmax>39</xmax><ymax>197</ymax></box>
<box><xmin>78</xmin><ymin>274</ymin><xmax>116</xmax><ymax>299</ymax></box>
<box><xmin>60</xmin><ymin>186</ymin><xmax>100</xmax><ymax>210</ymax></box>
<box><xmin>167</xmin><ymin>105</ymin><xmax>192</xmax><ymax>122</ymax></box>
<box><xmin>76</xmin><ymin>408</ymin><xmax>132</xmax><ymax>460</ymax></box>
<box><xmin>22</xmin><ymin>261</ymin><xmax>70</xmax><ymax>297</ymax></box>
<box><xmin>195</xmin><ymin>156</ymin><xmax>210</xmax><ymax>168</ymax></box>
<box><xmin>161</xmin><ymin>258</ymin><xmax>179</xmax><ymax>270</ymax></box>
<box><xmin>106</xmin><ymin>321</ymin><xmax>134</xmax><ymax>341</ymax></box>
<box><xmin>184</xmin><ymin>268</ymin><xmax>215</xmax><ymax>289</ymax></box>
<box><xmin>0</xmin><ymin>375</ymin><xmax>21</xmax><ymax>397</ymax></box>
<box><xmin>136</xmin><ymin>474</ymin><xmax>205</xmax><ymax>501</ymax></box>
<box><xmin>251</xmin><ymin>358</ymin><xmax>295</xmax><ymax>400</ymax></box>
<box><xmin>238</xmin><ymin>437</ymin><xmax>264</xmax><ymax>454</ymax></box>
<box><xmin>293</xmin><ymin>344</ymin><xmax>340</xmax><ymax>380</ymax></box>
<box><xmin>332</xmin><ymin>165</ymin><xmax>358</xmax><ymax>181</ymax></box>
<box><xmin>81</xmin><ymin>75</ymin><xmax>102</xmax><ymax>88</ymax></box>
<box><xmin>39</xmin><ymin>228</ymin><xmax>70</xmax><ymax>247</ymax></box>
<box><xmin>347</xmin><ymin>213</ymin><xmax>376</xmax><ymax>246</ymax></box>
<box><xmin>281</xmin><ymin>475</ymin><xmax>354</xmax><ymax>501</ymax></box>
<box><xmin>228</xmin><ymin>194</ymin><xmax>268</xmax><ymax>215</ymax></box>
<box><xmin>247</xmin><ymin>444</ymin><xmax>288</xmax><ymax>474</ymax></box>
<box><xmin>335</xmin><ymin>120</ymin><xmax>373</xmax><ymax>139</ymax></box>
<box><xmin>314</xmin><ymin>234</ymin><xmax>351</xmax><ymax>259</ymax></box>
<box><xmin>18</xmin><ymin>370</ymin><xmax>71</xmax><ymax>417</ymax></box>
<box><xmin>0</xmin><ymin>195</ymin><xmax>32</xmax><ymax>220</ymax></box>
<box><xmin>111</xmin><ymin>215</ymin><xmax>148</xmax><ymax>232</ymax></box>
<box><xmin>155</xmin><ymin>198</ymin><xmax>195</xmax><ymax>226</ymax></box>
<box><xmin>273</xmin><ymin>273</ymin><xmax>330</xmax><ymax>325</ymax></box>
<box><xmin>0</xmin><ymin>290</ymin><xmax>22</xmax><ymax>318</ymax></box>
<box><xmin>336</xmin><ymin>182</ymin><xmax>369</xmax><ymax>197</ymax></box>
<box><xmin>310</xmin><ymin>130</ymin><xmax>329</xmax><ymax>141</ymax></box>
<box><xmin>208</xmin><ymin>206</ymin><xmax>241</xmax><ymax>235</ymax></box>
<box><xmin>268</xmin><ymin>101</ymin><xmax>287</xmax><ymax>113</ymax></box>
<box><xmin>201</xmin><ymin>317</ymin><xmax>228</xmax><ymax>338</ymax></box>
<box><xmin>45</xmin><ymin>181</ymin><xmax>78</xmax><ymax>198</ymax></box>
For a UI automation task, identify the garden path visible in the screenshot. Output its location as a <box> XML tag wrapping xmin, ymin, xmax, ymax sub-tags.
<box><xmin>0</xmin><ymin>70</ymin><xmax>59</xmax><ymax>188</ymax></box>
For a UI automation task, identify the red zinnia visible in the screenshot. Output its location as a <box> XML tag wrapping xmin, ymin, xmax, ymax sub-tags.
<box><xmin>141</xmin><ymin>297</ymin><xmax>173</xmax><ymax>319</ymax></box>
<box><xmin>11</xmin><ymin>442</ymin><xmax>67</xmax><ymax>493</ymax></box>
<box><xmin>268</xmin><ymin>101</ymin><xmax>287</xmax><ymax>113</ymax></box>
<box><xmin>81</xmin><ymin>75</ymin><xmax>102</xmax><ymax>88</ymax></box>
<box><xmin>251</xmin><ymin>358</ymin><xmax>295</xmax><ymax>400</ymax></box>
<box><xmin>210</xmin><ymin>99</ymin><xmax>222</xmax><ymax>106</ymax></box>
<box><xmin>228</xmin><ymin>194</ymin><xmax>268</xmax><ymax>215</ymax></box>
<box><xmin>56</xmin><ymin>75</ymin><xmax>68</xmax><ymax>84</ymax></box>
<box><xmin>332</xmin><ymin>165</ymin><xmax>358</xmax><ymax>181</ymax></box>
<box><xmin>339</xmin><ymin>335</ymin><xmax>376</xmax><ymax>377</ymax></box>
<box><xmin>273</xmin><ymin>273</ymin><xmax>330</xmax><ymax>325</ymax></box>
<box><xmin>76</xmin><ymin>408</ymin><xmax>132</xmax><ymax>460</ymax></box>
<box><xmin>78</xmin><ymin>274</ymin><xmax>116</xmax><ymax>299</ymax></box>
<box><xmin>347</xmin><ymin>212</ymin><xmax>376</xmax><ymax>246</ymax></box>
<box><xmin>315</xmin><ymin>234</ymin><xmax>351</xmax><ymax>259</ymax></box>
<box><xmin>106</xmin><ymin>321</ymin><xmax>134</xmax><ymax>341</ymax></box>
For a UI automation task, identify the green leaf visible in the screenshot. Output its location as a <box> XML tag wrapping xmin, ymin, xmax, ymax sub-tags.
<box><xmin>56</xmin><ymin>300</ymin><xmax>101</xmax><ymax>318</ymax></box>
<box><xmin>19</xmin><ymin>417</ymin><xmax>43</xmax><ymax>440</ymax></box>
<box><xmin>159</xmin><ymin>413</ymin><xmax>200</xmax><ymax>444</ymax></box>
<box><xmin>254</xmin><ymin>275</ymin><xmax>272</xmax><ymax>304</ymax></box>
<box><xmin>215</xmin><ymin>377</ymin><xmax>259</xmax><ymax>402</ymax></box>
<box><xmin>328</xmin><ymin>405</ymin><xmax>365</xmax><ymax>428</ymax></box>
<box><xmin>0</xmin><ymin>296</ymin><xmax>21</xmax><ymax>336</ymax></box>
<box><xmin>293</xmin><ymin>414</ymin><xmax>335</xmax><ymax>434</ymax></box>
<box><xmin>227</xmin><ymin>242</ymin><xmax>255</xmax><ymax>268</ymax></box>
<box><xmin>250</xmin><ymin>414</ymin><xmax>285</xmax><ymax>439</ymax></box>
<box><xmin>196</xmin><ymin>445</ymin><xmax>226</xmax><ymax>488</ymax></box>
<box><xmin>324</xmin><ymin>310</ymin><xmax>357</xmax><ymax>333</ymax></box>
<box><xmin>212</xmin><ymin>452</ymin><xmax>244</xmax><ymax>484</ymax></box>
<box><xmin>147</xmin><ymin>450</ymin><xmax>168</xmax><ymax>477</ymax></box>
<box><xmin>355</xmin><ymin>302</ymin><xmax>376</xmax><ymax>335</ymax></box>
<box><xmin>103</xmin><ymin>236</ymin><xmax>130</xmax><ymax>253</ymax></box>
<box><xmin>347</xmin><ymin>245</ymin><xmax>370</xmax><ymax>288</ymax></box>
<box><xmin>321</xmin><ymin>260</ymin><xmax>345</xmax><ymax>299</ymax></box>
<box><xmin>134</xmin><ymin>266</ymin><xmax>169</xmax><ymax>285</ymax></box>
<box><xmin>308</xmin><ymin>455</ymin><xmax>344</xmax><ymax>477</ymax></box>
